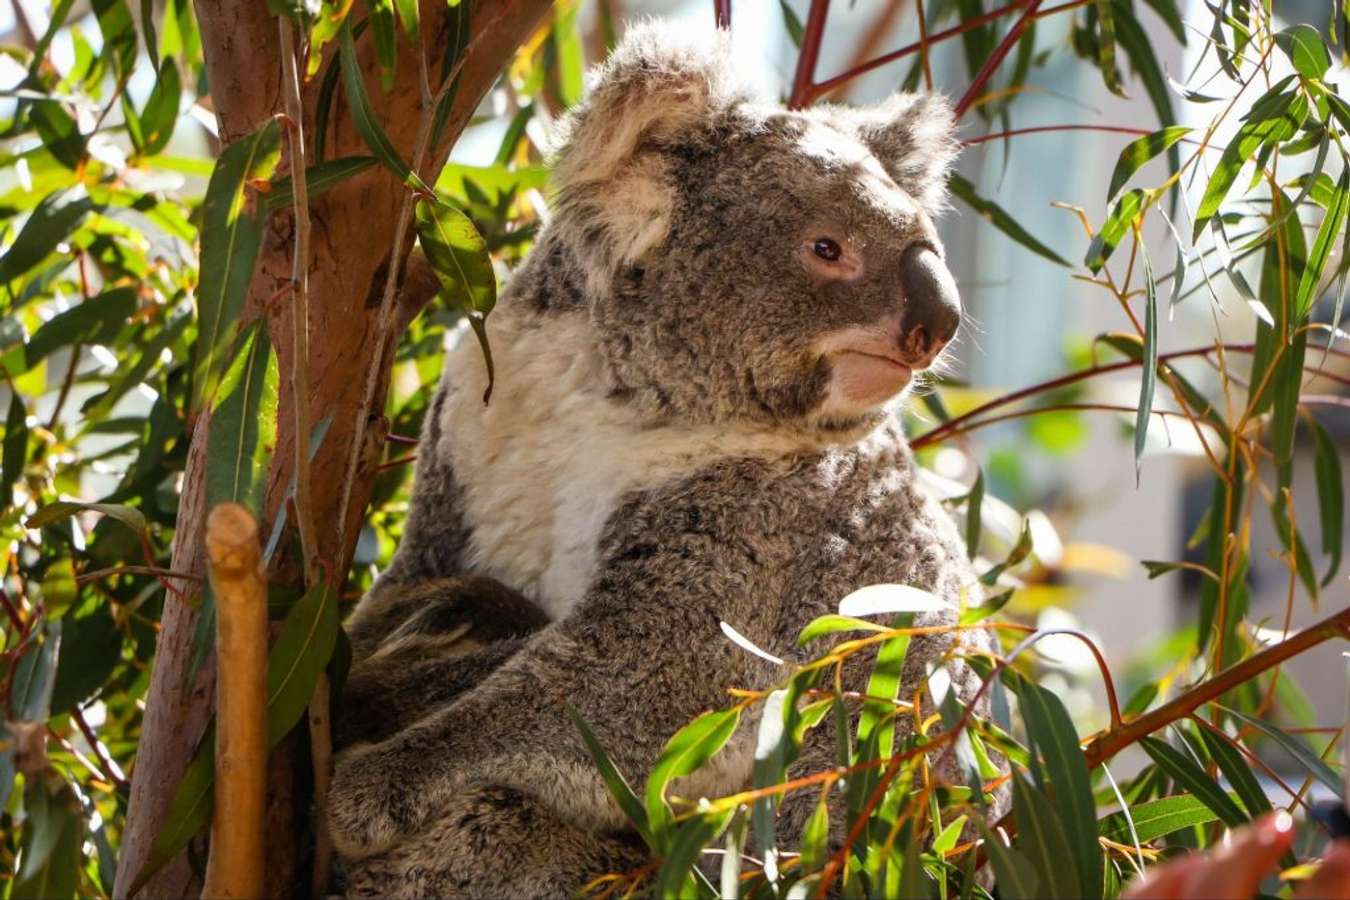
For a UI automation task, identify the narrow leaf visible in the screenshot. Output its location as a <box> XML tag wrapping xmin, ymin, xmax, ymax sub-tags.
<box><xmin>949</xmin><ymin>174</ymin><xmax>1070</xmax><ymax>266</ymax></box>
<box><xmin>1307</xmin><ymin>414</ymin><xmax>1344</xmax><ymax>586</ymax></box>
<box><xmin>339</xmin><ymin>22</ymin><xmax>429</xmax><ymax>191</ymax></box>
<box><xmin>1098</xmin><ymin>793</ymin><xmax>1220</xmax><ymax>843</ymax></box>
<box><xmin>1139</xmin><ymin>736</ymin><xmax>1248</xmax><ymax>826</ymax></box>
<box><xmin>193</xmin><ymin>120</ymin><xmax>282</xmax><ymax>410</ymax></box>
<box><xmin>1222</xmin><ymin>709</ymin><xmax>1342</xmax><ymax>797</ymax></box>
<box><xmin>1107</xmin><ymin>127</ymin><xmax>1191</xmax><ymax>200</ymax></box>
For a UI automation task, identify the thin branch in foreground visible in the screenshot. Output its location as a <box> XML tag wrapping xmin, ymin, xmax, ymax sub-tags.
<box><xmin>201</xmin><ymin>504</ymin><xmax>267</xmax><ymax>900</ymax></box>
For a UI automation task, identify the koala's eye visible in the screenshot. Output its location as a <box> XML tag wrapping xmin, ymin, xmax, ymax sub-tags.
<box><xmin>812</xmin><ymin>238</ymin><xmax>843</xmax><ymax>262</ymax></box>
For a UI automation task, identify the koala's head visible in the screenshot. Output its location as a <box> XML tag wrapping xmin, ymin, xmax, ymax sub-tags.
<box><xmin>549</xmin><ymin>22</ymin><xmax>961</xmax><ymax>435</ymax></box>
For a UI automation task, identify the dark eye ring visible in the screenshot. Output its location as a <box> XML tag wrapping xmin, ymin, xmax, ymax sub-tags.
<box><xmin>812</xmin><ymin>238</ymin><xmax>842</xmax><ymax>262</ymax></box>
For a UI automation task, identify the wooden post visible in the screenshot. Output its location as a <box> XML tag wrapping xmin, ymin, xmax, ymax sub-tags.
<box><xmin>201</xmin><ymin>504</ymin><xmax>268</xmax><ymax>900</ymax></box>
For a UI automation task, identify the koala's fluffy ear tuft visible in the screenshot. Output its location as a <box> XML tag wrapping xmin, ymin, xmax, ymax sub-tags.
<box><xmin>849</xmin><ymin>93</ymin><xmax>959</xmax><ymax>215</ymax></box>
<box><xmin>550</xmin><ymin>22</ymin><xmax>748</xmax><ymax>292</ymax></box>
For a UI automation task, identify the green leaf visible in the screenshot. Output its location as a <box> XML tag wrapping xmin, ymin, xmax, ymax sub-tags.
<box><xmin>1307</xmin><ymin>414</ymin><xmax>1344</xmax><ymax>586</ymax></box>
<box><xmin>778</xmin><ymin>0</ymin><xmax>804</xmax><ymax>46</ymax></box>
<box><xmin>205</xmin><ymin>323</ymin><xmax>279</xmax><ymax>515</ymax></box>
<box><xmin>1139</xmin><ymin>736</ymin><xmax>1247</xmax><ymax>826</ymax></box>
<box><xmin>193</xmin><ymin>120</ymin><xmax>282</xmax><ymax>410</ymax></box>
<box><xmin>137</xmin><ymin>57</ymin><xmax>181</xmax><ymax>157</ymax></box>
<box><xmin>653</xmin><ymin>809</ymin><xmax>733</xmax><ymax>899</ymax></box>
<box><xmin>414</xmin><ymin>196</ymin><xmax>497</xmax><ymax>399</ymax></box>
<box><xmin>1141</xmin><ymin>0</ymin><xmax>1185</xmax><ymax>42</ymax></box>
<box><xmin>799</xmin><ymin>793</ymin><xmax>830</xmax><ymax>871</ymax></box>
<box><xmin>493</xmin><ymin>104</ymin><xmax>535</xmax><ymax>166</ymax></box>
<box><xmin>392</xmin><ymin>0</ymin><xmax>419</xmax><ymax>41</ymax></box>
<box><xmin>22</xmin><ymin>286</ymin><xmax>138</xmax><ymax>372</ymax></box>
<box><xmin>1274</xmin><ymin>24</ymin><xmax>1331</xmax><ymax>80</ymax></box>
<box><xmin>25</xmin><ymin>500</ymin><xmax>149</xmax><ymax>536</ymax></box>
<box><xmin>368</xmin><ymin>0</ymin><xmax>397</xmax><ymax>90</ymax></box>
<box><xmin>1011</xmin><ymin>771</ymin><xmax>1081</xmax><ymax>898</ymax></box>
<box><xmin>11</xmin><ymin>623</ymin><xmax>60</xmax><ymax>722</ymax></box>
<box><xmin>339</xmin><ymin>22</ymin><xmax>430</xmax><ymax>192</ymax></box>
<box><xmin>131</xmin><ymin>733</ymin><xmax>215</xmax><ymax>895</ymax></box>
<box><xmin>980</xmin><ymin>519</ymin><xmax>1033</xmax><ymax>585</ymax></box>
<box><xmin>1134</xmin><ymin>241</ymin><xmax>1158</xmax><ymax>466</ymax></box>
<box><xmin>415</xmin><ymin>196</ymin><xmax>496</xmax><ymax>316</ymax></box>
<box><xmin>2</xmin><ymin>393</ymin><xmax>27</xmax><ymax>505</ymax></box>
<box><xmin>949</xmin><ymin>174</ymin><xmax>1070</xmax><ymax>267</ymax></box>
<box><xmin>265</xmin><ymin>578</ymin><xmax>340</xmax><ymax>745</ymax></box>
<box><xmin>1085</xmin><ymin>188</ymin><xmax>1148</xmax><ymax>273</ymax></box>
<box><xmin>1194</xmin><ymin>727</ymin><xmax>1270</xmax><ymax>819</ymax></box>
<box><xmin>1107</xmin><ymin>127</ymin><xmax>1190</xmax><ymax>200</ymax></box>
<box><xmin>645</xmin><ymin>707</ymin><xmax>742</xmax><ymax>840</ymax></box>
<box><xmin>1113</xmin><ymin>0</ymin><xmax>1179</xmax><ymax>183</ymax></box>
<box><xmin>29</xmin><ymin>101</ymin><xmax>87</xmax><ymax>169</ymax></box>
<box><xmin>979</xmin><ymin>824</ymin><xmax>1040</xmax><ymax>900</ymax></box>
<box><xmin>13</xmin><ymin>778</ymin><xmax>81</xmax><ymax>900</ymax></box>
<box><xmin>1019</xmin><ymin>680</ymin><xmax>1101</xmax><ymax>898</ymax></box>
<box><xmin>796</xmin><ymin>614</ymin><xmax>891</xmax><ymax>645</ymax></box>
<box><xmin>1221</xmin><ymin>709</ymin><xmax>1342</xmax><ymax>797</ymax></box>
<box><xmin>1295</xmin><ymin>168</ymin><xmax>1349</xmax><ymax>318</ymax></box>
<box><xmin>965</xmin><ymin>468</ymin><xmax>985</xmax><ymax>561</ymax></box>
<box><xmin>264</xmin><ymin>155</ymin><xmax>376</xmax><ymax>214</ymax></box>
<box><xmin>1092</xmin><ymin>0</ymin><xmax>1123</xmax><ymax>96</ymax></box>
<box><xmin>50</xmin><ymin>602</ymin><xmax>121</xmax><ymax>714</ymax></box>
<box><xmin>551</xmin><ymin>4</ymin><xmax>584</xmax><ymax>108</ymax></box>
<box><xmin>1098</xmin><ymin>793</ymin><xmax>1220</xmax><ymax>843</ymax></box>
<box><xmin>1193</xmin><ymin>85</ymin><xmax>1306</xmax><ymax>239</ymax></box>
<box><xmin>567</xmin><ymin>705</ymin><xmax>652</xmax><ymax>844</ymax></box>
<box><xmin>0</xmin><ymin>188</ymin><xmax>95</xmax><ymax>284</ymax></box>
<box><xmin>134</xmin><ymin>577</ymin><xmax>340</xmax><ymax>894</ymax></box>
<box><xmin>93</xmin><ymin>0</ymin><xmax>137</xmax><ymax>79</ymax></box>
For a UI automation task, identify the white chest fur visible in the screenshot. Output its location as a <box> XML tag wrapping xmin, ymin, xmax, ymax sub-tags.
<box><xmin>434</xmin><ymin>306</ymin><xmax>813</xmax><ymax>621</ymax></box>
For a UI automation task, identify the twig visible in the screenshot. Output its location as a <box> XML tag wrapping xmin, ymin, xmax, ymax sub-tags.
<box><xmin>964</xmin><ymin>124</ymin><xmax>1198</xmax><ymax>147</ymax></box>
<box><xmin>714</xmin><ymin>0</ymin><xmax>730</xmax><ymax>29</ymax></box>
<box><xmin>279</xmin><ymin>18</ymin><xmax>334</xmax><ymax>892</ymax></box>
<box><xmin>75</xmin><ymin>564</ymin><xmax>205</xmax><ymax>586</ymax></box>
<box><xmin>201</xmin><ymin>504</ymin><xmax>267</xmax><ymax>900</ymax></box>
<box><xmin>46</xmin><ymin>342</ymin><xmax>81</xmax><ymax>430</ymax></box>
<box><xmin>279</xmin><ymin>16</ymin><xmax>319</xmax><ymax>587</ymax></box>
<box><xmin>333</xmin><ymin>31</ymin><xmax>469</xmax><ymax>561</ymax></box>
<box><xmin>788</xmin><ymin>0</ymin><xmax>831</xmax><ymax>109</ymax></box>
<box><xmin>73</xmin><ymin>706</ymin><xmax>125</xmax><ymax>786</ymax></box>
<box><xmin>954</xmin><ymin>0</ymin><xmax>1043</xmax><ymax>118</ymax></box>
<box><xmin>1081</xmin><ymin>605</ymin><xmax>1350</xmax><ymax>769</ymax></box>
<box><xmin>803</xmin><ymin>0</ymin><xmax>1090</xmax><ymax>103</ymax></box>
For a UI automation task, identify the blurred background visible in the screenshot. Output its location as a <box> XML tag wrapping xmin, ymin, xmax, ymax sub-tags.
<box><xmin>2</xmin><ymin>0</ymin><xmax>1344</xmax><ymax>828</ymax></box>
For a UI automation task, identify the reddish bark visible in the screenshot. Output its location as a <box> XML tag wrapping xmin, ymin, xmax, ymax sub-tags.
<box><xmin>114</xmin><ymin>2</ymin><xmax>553</xmax><ymax>896</ymax></box>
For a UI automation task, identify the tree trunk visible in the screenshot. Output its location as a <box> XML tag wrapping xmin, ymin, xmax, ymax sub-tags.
<box><xmin>114</xmin><ymin>2</ymin><xmax>554</xmax><ymax>896</ymax></box>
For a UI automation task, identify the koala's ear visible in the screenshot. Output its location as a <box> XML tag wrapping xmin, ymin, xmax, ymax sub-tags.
<box><xmin>849</xmin><ymin>93</ymin><xmax>959</xmax><ymax>215</ymax></box>
<box><xmin>550</xmin><ymin>23</ymin><xmax>746</xmax><ymax>289</ymax></box>
<box><xmin>553</xmin><ymin>22</ymin><xmax>741</xmax><ymax>186</ymax></box>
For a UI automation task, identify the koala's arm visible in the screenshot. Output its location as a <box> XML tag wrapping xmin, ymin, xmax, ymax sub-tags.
<box><xmin>328</xmin><ymin>493</ymin><xmax>779</xmax><ymax>860</ymax></box>
<box><xmin>337</xmin><ymin>575</ymin><xmax>549</xmax><ymax>748</ymax></box>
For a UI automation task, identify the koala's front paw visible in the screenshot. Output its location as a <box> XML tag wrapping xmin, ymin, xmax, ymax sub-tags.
<box><xmin>328</xmin><ymin>742</ymin><xmax>424</xmax><ymax>860</ymax></box>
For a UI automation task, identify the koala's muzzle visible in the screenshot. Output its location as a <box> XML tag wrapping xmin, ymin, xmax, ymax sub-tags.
<box><xmin>897</xmin><ymin>245</ymin><xmax>960</xmax><ymax>368</ymax></box>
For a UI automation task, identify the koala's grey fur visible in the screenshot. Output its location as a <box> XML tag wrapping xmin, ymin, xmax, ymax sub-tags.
<box><xmin>330</xmin><ymin>21</ymin><xmax>998</xmax><ymax>898</ymax></box>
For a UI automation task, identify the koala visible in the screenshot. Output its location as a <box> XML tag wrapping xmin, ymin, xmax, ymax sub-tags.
<box><xmin>329</xmin><ymin>21</ymin><xmax>997</xmax><ymax>898</ymax></box>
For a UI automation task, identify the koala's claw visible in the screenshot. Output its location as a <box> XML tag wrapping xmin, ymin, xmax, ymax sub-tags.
<box><xmin>329</xmin><ymin>744</ymin><xmax>421</xmax><ymax>860</ymax></box>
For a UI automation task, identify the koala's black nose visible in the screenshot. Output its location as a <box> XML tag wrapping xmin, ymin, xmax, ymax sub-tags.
<box><xmin>897</xmin><ymin>244</ymin><xmax>961</xmax><ymax>367</ymax></box>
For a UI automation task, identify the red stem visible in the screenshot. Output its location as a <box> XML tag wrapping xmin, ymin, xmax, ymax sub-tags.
<box><xmin>788</xmin><ymin>0</ymin><xmax>832</xmax><ymax>109</ymax></box>
<box><xmin>714</xmin><ymin>0</ymin><xmax>730</xmax><ymax>29</ymax></box>
<box><xmin>911</xmin><ymin>344</ymin><xmax>1249</xmax><ymax>449</ymax></box>
<box><xmin>964</xmin><ymin>124</ymin><xmax>1176</xmax><ymax>147</ymax></box>
<box><xmin>1083</xmin><ymin>605</ymin><xmax>1350</xmax><ymax>769</ymax></box>
<box><xmin>954</xmin><ymin>0</ymin><xmax>1043</xmax><ymax>118</ymax></box>
<box><xmin>809</xmin><ymin>0</ymin><xmax>1021</xmax><ymax>100</ymax></box>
